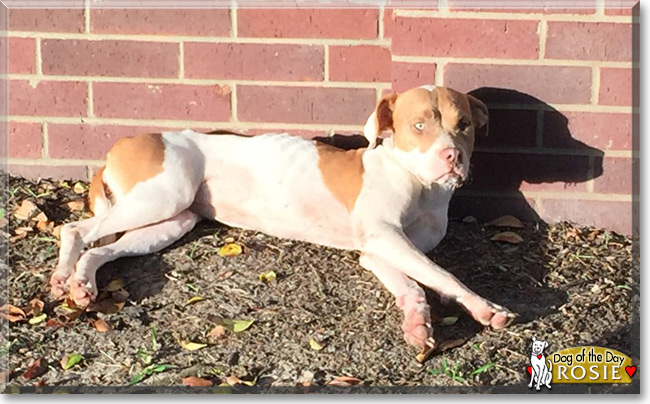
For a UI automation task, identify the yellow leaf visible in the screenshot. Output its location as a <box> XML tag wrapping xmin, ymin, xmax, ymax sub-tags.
<box><xmin>442</xmin><ymin>316</ymin><xmax>458</xmax><ymax>326</ymax></box>
<box><xmin>66</xmin><ymin>200</ymin><xmax>85</xmax><ymax>213</ymax></box>
<box><xmin>73</xmin><ymin>182</ymin><xmax>86</xmax><ymax>194</ymax></box>
<box><xmin>29</xmin><ymin>313</ymin><xmax>47</xmax><ymax>325</ymax></box>
<box><xmin>490</xmin><ymin>231</ymin><xmax>524</xmax><ymax>244</ymax></box>
<box><xmin>59</xmin><ymin>181</ymin><xmax>71</xmax><ymax>189</ymax></box>
<box><xmin>180</xmin><ymin>340</ymin><xmax>207</xmax><ymax>351</ymax></box>
<box><xmin>309</xmin><ymin>338</ymin><xmax>324</xmax><ymax>351</ymax></box>
<box><xmin>218</xmin><ymin>243</ymin><xmax>242</xmax><ymax>257</ymax></box>
<box><xmin>184</xmin><ymin>296</ymin><xmax>205</xmax><ymax>306</ymax></box>
<box><xmin>487</xmin><ymin>215</ymin><xmax>524</xmax><ymax>228</ymax></box>
<box><xmin>14</xmin><ymin>200</ymin><xmax>39</xmax><ymax>221</ymax></box>
<box><xmin>258</xmin><ymin>270</ymin><xmax>277</xmax><ymax>283</ymax></box>
<box><xmin>225</xmin><ymin>375</ymin><xmax>256</xmax><ymax>386</ymax></box>
<box><xmin>222</xmin><ymin>319</ymin><xmax>254</xmax><ymax>333</ymax></box>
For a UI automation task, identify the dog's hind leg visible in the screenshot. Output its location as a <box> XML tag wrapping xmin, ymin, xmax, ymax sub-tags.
<box><xmin>68</xmin><ymin>210</ymin><xmax>200</xmax><ymax>306</ymax></box>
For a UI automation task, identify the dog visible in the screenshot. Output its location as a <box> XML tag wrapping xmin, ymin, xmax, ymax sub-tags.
<box><xmin>528</xmin><ymin>336</ymin><xmax>553</xmax><ymax>390</ymax></box>
<box><xmin>50</xmin><ymin>85</ymin><xmax>515</xmax><ymax>349</ymax></box>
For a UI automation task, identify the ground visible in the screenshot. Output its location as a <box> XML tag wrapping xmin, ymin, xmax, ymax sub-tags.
<box><xmin>0</xmin><ymin>175</ymin><xmax>640</xmax><ymax>392</ymax></box>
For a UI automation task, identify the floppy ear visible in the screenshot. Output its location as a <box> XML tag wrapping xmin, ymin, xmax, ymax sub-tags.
<box><xmin>364</xmin><ymin>93</ymin><xmax>397</xmax><ymax>149</ymax></box>
<box><xmin>468</xmin><ymin>94</ymin><xmax>489</xmax><ymax>137</ymax></box>
<box><xmin>544</xmin><ymin>341</ymin><xmax>549</xmax><ymax>349</ymax></box>
<box><xmin>532</xmin><ymin>336</ymin><xmax>537</xmax><ymax>342</ymax></box>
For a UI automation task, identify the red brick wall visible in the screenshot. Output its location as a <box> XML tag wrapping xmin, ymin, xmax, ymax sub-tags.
<box><xmin>5</xmin><ymin>1</ymin><xmax>639</xmax><ymax>235</ymax></box>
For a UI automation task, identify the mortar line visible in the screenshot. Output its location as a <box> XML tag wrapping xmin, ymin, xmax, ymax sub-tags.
<box><xmin>596</xmin><ymin>0</ymin><xmax>606</xmax><ymax>16</ymax></box>
<box><xmin>391</xmin><ymin>55</ymin><xmax>634</xmax><ymax>68</ymax></box>
<box><xmin>591</xmin><ymin>66</ymin><xmax>601</xmax><ymax>105</ymax></box>
<box><xmin>86</xmin><ymin>166</ymin><xmax>93</xmax><ymax>181</ymax></box>
<box><xmin>41</xmin><ymin>123</ymin><xmax>49</xmax><ymax>159</ymax></box>
<box><xmin>538</xmin><ymin>19</ymin><xmax>548</xmax><ymax>60</ymax></box>
<box><xmin>83</xmin><ymin>0</ymin><xmax>90</xmax><ymax>34</ymax></box>
<box><xmin>586</xmin><ymin>154</ymin><xmax>595</xmax><ymax>193</ymax></box>
<box><xmin>178</xmin><ymin>42</ymin><xmax>184</xmax><ymax>79</ymax></box>
<box><xmin>393</xmin><ymin>9</ymin><xmax>636</xmax><ymax>23</ymax></box>
<box><xmin>439</xmin><ymin>0</ymin><xmax>450</xmax><ymax>16</ymax></box>
<box><xmin>434</xmin><ymin>62</ymin><xmax>445</xmax><ymax>86</ymax></box>
<box><xmin>323</xmin><ymin>45</ymin><xmax>330</xmax><ymax>82</ymax></box>
<box><xmin>230</xmin><ymin>0</ymin><xmax>238</xmax><ymax>38</ymax></box>
<box><xmin>378</xmin><ymin>5</ymin><xmax>385</xmax><ymax>39</ymax></box>
<box><xmin>35</xmin><ymin>38</ymin><xmax>42</xmax><ymax>75</ymax></box>
<box><xmin>230</xmin><ymin>84</ymin><xmax>238</xmax><ymax>122</ymax></box>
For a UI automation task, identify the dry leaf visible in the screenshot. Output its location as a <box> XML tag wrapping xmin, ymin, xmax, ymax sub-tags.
<box><xmin>73</xmin><ymin>182</ymin><xmax>86</xmax><ymax>194</ymax></box>
<box><xmin>24</xmin><ymin>298</ymin><xmax>44</xmax><ymax>316</ymax></box>
<box><xmin>225</xmin><ymin>375</ymin><xmax>256</xmax><ymax>386</ymax></box>
<box><xmin>103</xmin><ymin>279</ymin><xmax>124</xmax><ymax>292</ymax></box>
<box><xmin>442</xmin><ymin>316</ymin><xmax>458</xmax><ymax>326</ymax></box>
<box><xmin>309</xmin><ymin>338</ymin><xmax>324</xmax><ymax>351</ymax></box>
<box><xmin>490</xmin><ymin>231</ymin><xmax>524</xmax><ymax>244</ymax></box>
<box><xmin>14</xmin><ymin>200</ymin><xmax>39</xmax><ymax>221</ymax></box>
<box><xmin>87</xmin><ymin>298</ymin><xmax>125</xmax><ymax>315</ymax></box>
<box><xmin>35</xmin><ymin>220</ymin><xmax>54</xmax><ymax>233</ymax></box>
<box><xmin>218</xmin><ymin>243</ymin><xmax>242</xmax><ymax>257</ymax></box>
<box><xmin>90</xmin><ymin>318</ymin><xmax>111</xmax><ymax>332</ymax></box>
<box><xmin>487</xmin><ymin>215</ymin><xmax>524</xmax><ymax>228</ymax></box>
<box><xmin>416</xmin><ymin>344</ymin><xmax>437</xmax><ymax>363</ymax></box>
<box><xmin>328</xmin><ymin>376</ymin><xmax>362</xmax><ymax>386</ymax></box>
<box><xmin>29</xmin><ymin>313</ymin><xmax>47</xmax><ymax>325</ymax></box>
<box><xmin>180</xmin><ymin>340</ymin><xmax>207</xmax><ymax>351</ymax></box>
<box><xmin>22</xmin><ymin>358</ymin><xmax>47</xmax><ymax>380</ymax></box>
<box><xmin>221</xmin><ymin>318</ymin><xmax>254</xmax><ymax>333</ymax></box>
<box><xmin>207</xmin><ymin>325</ymin><xmax>227</xmax><ymax>340</ymax></box>
<box><xmin>182</xmin><ymin>376</ymin><xmax>213</xmax><ymax>386</ymax></box>
<box><xmin>184</xmin><ymin>296</ymin><xmax>205</xmax><ymax>306</ymax></box>
<box><xmin>0</xmin><ymin>304</ymin><xmax>26</xmax><ymax>322</ymax></box>
<box><xmin>34</xmin><ymin>211</ymin><xmax>48</xmax><ymax>222</ymax></box>
<box><xmin>66</xmin><ymin>200</ymin><xmax>85</xmax><ymax>212</ymax></box>
<box><xmin>52</xmin><ymin>225</ymin><xmax>63</xmax><ymax>239</ymax></box>
<box><xmin>258</xmin><ymin>270</ymin><xmax>277</xmax><ymax>283</ymax></box>
<box><xmin>60</xmin><ymin>353</ymin><xmax>84</xmax><ymax>370</ymax></box>
<box><xmin>14</xmin><ymin>226</ymin><xmax>34</xmax><ymax>235</ymax></box>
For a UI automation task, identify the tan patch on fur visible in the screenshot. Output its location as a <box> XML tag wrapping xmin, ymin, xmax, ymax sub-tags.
<box><xmin>315</xmin><ymin>142</ymin><xmax>365</xmax><ymax>212</ymax></box>
<box><xmin>88</xmin><ymin>166</ymin><xmax>107</xmax><ymax>214</ymax></box>
<box><xmin>105</xmin><ymin>133</ymin><xmax>165</xmax><ymax>196</ymax></box>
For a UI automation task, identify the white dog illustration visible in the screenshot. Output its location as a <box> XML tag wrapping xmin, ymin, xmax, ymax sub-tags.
<box><xmin>528</xmin><ymin>336</ymin><xmax>553</xmax><ymax>390</ymax></box>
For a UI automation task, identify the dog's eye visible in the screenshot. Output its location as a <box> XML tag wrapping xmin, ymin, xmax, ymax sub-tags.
<box><xmin>457</xmin><ymin>118</ymin><xmax>471</xmax><ymax>132</ymax></box>
<box><xmin>414</xmin><ymin>122</ymin><xmax>425</xmax><ymax>131</ymax></box>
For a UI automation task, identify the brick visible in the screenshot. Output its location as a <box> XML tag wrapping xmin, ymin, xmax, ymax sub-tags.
<box><xmin>48</xmin><ymin>124</ymin><xmax>175</xmax><ymax>160</ymax></box>
<box><xmin>390</xmin><ymin>17</ymin><xmax>539</xmax><ymax>59</ymax></box>
<box><xmin>9</xmin><ymin>80</ymin><xmax>87</xmax><ymax>117</ymax></box>
<box><xmin>599</xmin><ymin>67</ymin><xmax>636</xmax><ymax>106</ymax></box>
<box><xmin>238</xmin><ymin>9</ymin><xmax>378</xmax><ymax>39</ymax></box>
<box><xmin>444</xmin><ymin>64</ymin><xmax>592</xmax><ymax>104</ymax></box>
<box><xmin>9</xmin><ymin>8</ymin><xmax>84</xmax><ymax>33</ymax></box>
<box><xmin>237</xmin><ymin>86</ymin><xmax>376</xmax><ymax>125</ymax></box>
<box><xmin>449</xmin><ymin>194</ymin><xmax>538</xmax><ymax>223</ymax></box>
<box><xmin>592</xmin><ymin>157</ymin><xmax>638</xmax><ymax>194</ymax></box>
<box><xmin>90</xmin><ymin>9</ymin><xmax>230</xmax><ymax>36</ymax></box>
<box><xmin>604</xmin><ymin>0</ymin><xmax>638</xmax><ymax>15</ymax></box>
<box><xmin>391</xmin><ymin>62</ymin><xmax>436</xmax><ymax>92</ymax></box>
<box><xmin>477</xmin><ymin>108</ymin><xmax>539</xmax><ymax>148</ymax></box>
<box><xmin>448</xmin><ymin>0</ymin><xmax>596</xmax><ymax>14</ymax></box>
<box><xmin>93</xmin><ymin>83</ymin><xmax>230</xmax><ymax>121</ymax></box>
<box><xmin>546</xmin><ymin>22</ymin><xmax>633</xmax><ymax>62</ymax></box>
<box><xmin>329</xmin><ymin>45</ymin><xmax>391</xmax><ymax>82</ymax></box>
<box><xmin>9</xmin><ymin>164</ymin><xmax>89</xmax><ymax>181</ymax></box>
<box><xmin>42</xmin><ymin>39</ymin><xmax>179</xmax><ymax>78</ymax></box>
<box><xmin>539</xmin><ymin>199</ymin><xmax>636</xmax><ymax>235</ymax></box>
<box><xmin>544</xmin><ymin>111</ymin><xmax>634</xmax><ymax>150</ymax></box>
<box><xmin>8</xmin><ymin>37</ymin><xmax>36</xmax><ymax>74</ymax></box>
<box><xmin>184</xmin><ymin>43</ymin><xmax>323</xmax><ymax>81</ymax></box>
<box><xmin>467</xmin><ymin>151</ymin><xmax>590</xmax><ymax>192</ymax></box>
<box><xmin>8</xmin><ymin>122</ymin><xmax>42</xmax><ymax>158</ymax></box>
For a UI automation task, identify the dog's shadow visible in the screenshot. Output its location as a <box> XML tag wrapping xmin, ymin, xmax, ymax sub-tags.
<box><xmin>317</xmin><ymin>87</ymin><xmax>604</xmax><ymax>343</ymax></box>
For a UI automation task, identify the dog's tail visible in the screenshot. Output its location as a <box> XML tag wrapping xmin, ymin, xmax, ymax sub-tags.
<box><xmin>547</xmin><ymin>359</ymin><xmax>553</xmax><ymax>372</ymax></box>
<box><xmin>87</xmin><ymin>167</ymin><xmax>116</xmax><ymax>246</ymax></box>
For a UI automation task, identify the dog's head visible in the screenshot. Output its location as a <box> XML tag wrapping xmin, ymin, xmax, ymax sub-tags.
<box><xmin>364</xmin><ymin>85</ymin><xmax>488</xmax><ymax>188</ymax></box>
<box><xmin>531</xmin><ymin>336</ymin><xmax>549</xmax><ymax>355</ymax></box>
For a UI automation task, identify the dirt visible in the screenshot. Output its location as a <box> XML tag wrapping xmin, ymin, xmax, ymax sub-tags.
<box><xmin>0</xmin><ymin>175</ymin><xmax>640</xmax><ymax>392</ymax></box>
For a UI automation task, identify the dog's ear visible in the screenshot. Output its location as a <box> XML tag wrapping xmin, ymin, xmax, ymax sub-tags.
<box><xmin>532</xmin><ymin>336</ymin><xmax>537</xmax><ymax>342</ymax></box>
<box><xmin>468</xmin><ymin>94</ymin><xmax>489</xmax><ymax>137</ymax></box>
<box><xmin>364</xmin><ymin>93</ymin><xmax>397</xmax><ymax>149</ymax></box>
<box><xmin>544</xmin><ymin>341</ymin><xmax>548</xmax><ymax>349</ymax></box>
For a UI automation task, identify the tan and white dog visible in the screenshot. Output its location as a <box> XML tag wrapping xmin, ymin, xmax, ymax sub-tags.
<box><xmin>50</xmin><ymin>85</ymin><xmax>515</xmax><ymax>349</ymax></box>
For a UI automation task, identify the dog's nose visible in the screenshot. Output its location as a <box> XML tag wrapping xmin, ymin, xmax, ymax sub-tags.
<box><xmin>440</xmin><ymin>147</ymin><xmax>460</xmax><ymax>165</ymax></box>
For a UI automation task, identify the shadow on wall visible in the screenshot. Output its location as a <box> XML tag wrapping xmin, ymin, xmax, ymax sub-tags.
<box><xmin>449</xmin><ymin>87</ymin><xmax>605</xmax><ymax>224</ymax></box>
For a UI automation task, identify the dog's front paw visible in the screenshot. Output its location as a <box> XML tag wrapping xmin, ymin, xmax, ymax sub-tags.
<box><xmin>457</xmin><ymin>294</ymin><xmax>516</xmax><ymax>329</ymax></box>
<box><xmin>69</xmin><ymin>278</ymin><xmax>97</xmax><ymax>307</ymax></box>
<box><xmin>399</xmin><ymin>297</ymin><xmax>434</xmax><ymax>348</ymax></box>
<box><xmin>50</xmin><ymin>270</ymin><xmax>71</xmax><ymax>298</ymax></box>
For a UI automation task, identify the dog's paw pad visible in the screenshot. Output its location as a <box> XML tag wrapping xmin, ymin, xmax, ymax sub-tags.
<box><xmin>69</xmin><ymin>279</ymin><xmax>97</xmax><ymax>307</ymax></box>
<box><xmin>458</xmin><ymin>295</ymin><xmax>516</xmax><ymax>329</ymax></box>
<box><xmin>50</xmin><ymin>273</ymin><xmax>70</xmax><ymax>298</ymax></box>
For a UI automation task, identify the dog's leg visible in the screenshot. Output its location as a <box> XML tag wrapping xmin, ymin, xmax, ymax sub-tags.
<box><xmin>361</xmin><ymin>225</ymin><xmax>515</xmax><ymax>329</ymax></box>
<box><xmin>528</xmin><ymin>366</ymin><xmax>536</xmax><ymax>388</ymax></box>
<box><xmin>359</xmin><ymin>254</ymin><xmax>433</xmax><ymax>348</ymax></box>
<box><xmin>68</xmin><ymin>210</ymin><xmax>200</xmax><ymax>306</ymax></box>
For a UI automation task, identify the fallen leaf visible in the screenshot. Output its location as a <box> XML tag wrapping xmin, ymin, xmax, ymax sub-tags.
<box><xmin>22</xmin><ymin>358</ymin><xmax>47</xmax><ymax>380</ymax></box>
<box><xmin>35</xmin><ymin>220</ymin><xmax>53</xmax><ymax>233</ymax></box>
<box><xmin>52</xmin><ymin>225</ymin><xmax>63</xmax><ymax>239</ymax></box>
<box><xmin>490</xmin><ymin>231</ymin><xmax>524</xmax><ymax>244</ymax></box>
<box><xmin>184</xmin><ymin>296</ymin><xmax>205</xmax><ymax>306</ymax></box>
<box><xmin>225</xmin><ymin>375</ymin><xmax>256</xmax><ymax>386</ymax></box>
<box><xmin>14</xmin><ymin>226</ymin><xmax>34</xmax><ymax>235</ymax></box>
<box><xmin>87</xmin><ymin>298</ymin><xmax>125</xmax><ymax>315</ymax></box>
<box><xmin>66</xmin><ymin>199</ymin><xmax>85</xmax><ymax>212</ymax></box>
<box><xmin>0</xmin><ymin>304</ymin><xmax>26</xmax><ymax>322</ymax></box>
<box><xmin>416</xmin><ymin>344</ymin><xmax>436</xmax><ymax>364</ymax></box>
<box><xmin>60</xmin><ymin>353</ymin><xmax>84</xmax><ymax>370</ymax></box>
<box><xmin>222</xmin><ymin>318</ymin><xmax>255</xmax><ymax>333</ymax></box>
<box><xmin>59</xmin><ymin>181</ymin><xmax>71</xmax><ymax>189</ymax></box>
<box><xmin>90</xmin><ymin>318</ymin><xmax>111</xmax><ymax>332</ymax></box>
<box><xmin>442</xmin><ymin>316</ymin><xmax>458</xmax><ymax>326</ymax></box>
<box><xmin>28</xmin><ymin>313</ymin><xmax>47</xmax><ymax>325</ymax></box>
<box><xmin>309</xmin><ymin>338</ymin><xmax>324</xmax><ymax>351</ymax></box>
<box><xmin>14</xmin><ymin>200</ymin><xmax>39</xmax><ymax>221</ymax></box>
<box><xmin>103</xmin><ymin>278</ymin><xmax>124</xmax><ymax>292</ymax></box>
<box><xmin>258</xmin><ymin>270</ymin><xmax>277</xmax><ymax>283</ymax></box>
<box><xmin>34</xmin><ymin>211</ymin><xmax>48</xmax><ymax>222</ymax></box>
<box><xmin>218</xmin><ymin>243</ymin><xmax>242</xmax><ymax>257</ymax></box>
<box><xmin>24</xmin><ymin>298</ymin><xmax>44</xmax><ymax>316</ymax></box>
<box><xmin>182</xmin><ymin>376</ymin><xmax>213</xmax><ymax>386</ymax></box>
<box><xmin>487</xmin><ymin>215</ymin><xmax>524</xmax><ymax>228</ymax></box>
<box><xmin>328</xmin><ymin>376</ymin><xmax>362</xmax><ymax>386</ymax></box>
<box><xmin>207</xmin><ymin>325</ymin><xmax>227</xmax><ymax>340</ymax></box>
<box><xmin>73</xmin><ymin>182</ymin><xmax>86</xmax><ymax>194</ymax></box>
<box><xmin>180</xmin><ymin>340</ymin><xmax>207</xmax><ymax>351</ymax></box>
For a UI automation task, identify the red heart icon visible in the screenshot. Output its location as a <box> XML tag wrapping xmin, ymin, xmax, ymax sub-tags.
<box><xmin>526</xmin><ymin>366</ymin><xmax>532</xmax><ymax>375</ymax></box>
<box><xmin>537</xmin><ymin>354</ymin><xmax>542</xmax><ymax>359</ymax></box>
<box><xmin>625</xmin><ymin>366</ymin><xmax>636</xmax><ymax>378</ymax></box>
